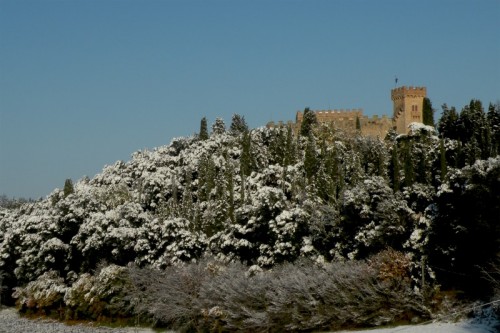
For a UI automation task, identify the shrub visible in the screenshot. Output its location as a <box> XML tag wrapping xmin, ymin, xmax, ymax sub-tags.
<box><xmin>12</xmin><ymin>270</ymin><xmax>67</xmax><ymax>316</ymax></box>
<box><xmin>64</xmin><ymin>264</ymin><xmax>132</xmax><ymax>320</ymax></box>
<box><xmin>482</xmin><ymin>261</ymin><xmax>500</xmax><ymax>318</ymax></box>
<box><xmin>199</xmin><ymin>261</ymin><xmax>272</xmax><ymax>332</ymax></box>
<box><xmin>318</xmin><ymin>254</ymin><xmax>428</xmax><ymax>329</ymax></box>
<box><xmin>127</xmin><ymin>262</ymin><xmax>208</xmax><ymax>331</ymax></box>
<box><xmin>127</xmin><ymin>252</ymin><xmax>429</xmax><ymax>332</ymax></box>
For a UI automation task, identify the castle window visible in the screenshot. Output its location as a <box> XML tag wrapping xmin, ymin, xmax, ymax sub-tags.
<box><xmin>411</xmin><ymin>105</ymin><xmax>418</xmax><ymax>112</ymax></box>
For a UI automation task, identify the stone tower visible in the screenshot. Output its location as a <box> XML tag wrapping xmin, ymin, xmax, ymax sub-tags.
<box><xmin>391</xmin><ymin>86</ymin><xmax>426</xmax><ymax>134</ymax></box>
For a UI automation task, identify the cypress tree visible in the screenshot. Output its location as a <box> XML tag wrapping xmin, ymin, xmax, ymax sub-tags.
<box><xmin>284</xmin><ymin>124</ymin><xmax>296</xmax><ymax>166</ymax></box>
<box><xmin>300</xmin><ymin>107</ymin><xmax>317</xmax><ymax>136</ymax></box>
<box><xmin>199</xmin><ymin>117</ymin><xmax>209</xmax><ymax>140</ymax></box>
<box><xmin>403</xmin><ymin>141</ymin><xmax>415</xmax><ymax>187</ymax></box>
<box><xmin>240</xmin><ymin>130</ymin><xmax>252</xmax><ymax>176</ymax></box>
<box><xmin>438</xmin><ymin>104</ymin><xmax>459</xmax><ymax>140</ymax></box>
<box><xmin>391</xmin><ymin>144</ymin><xmax>400</xmax><ymax>191</ymax></box>
<box><xmin>197</xmin><ymin>155</ymin><xmax>216</xmax><ymax>202</ymax></box>
<box><xmin>240</xmin><ymin>167</ymin><xmax>246</xmax><ymax>204</ymax></box>
<box><xmin>440</xmin><ymin>138</ymin><xmax>447</xmax><ymax>182</ymax></box>
<box><xmin>226</xmin><ymin>157</ymin><xmax>235</xmax><ymax>223</ymax></box>
<box><xmin>423</xmin><ymin>97</ymin><xmax>435</xmax><ymax>127</ymax></box>
<box><xmin>63</xmin><ymin>179</ymin><xmax>74</xmax><ymax>197</ymax></box>
<box><xmin>181</xmin><ymin>169</ymin><xmax>194</xmax><ymax>221</ymax></box>
<box><xmin>304</xmin><ymin>133</ymin><xmax>318</xmax><ymax>182</ymax></box>
<box><xmin>487</xmin><ymin>103</ymin><xmax>500</xmax><ymax>156</ymax></box>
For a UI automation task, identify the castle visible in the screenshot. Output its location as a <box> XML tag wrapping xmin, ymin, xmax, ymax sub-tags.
<box><xmin>267</xmin><ymin>86</ymin><xmax>427</xmax><ymax>138</ymax></box>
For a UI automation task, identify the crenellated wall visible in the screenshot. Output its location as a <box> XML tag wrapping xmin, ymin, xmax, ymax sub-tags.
<box><xmin>267</xmin><ymin>86</ymin><xmax>426</xmax><ymax>138</ymax></box>
<box><xmin>392</xmin><ymin>86</ymin><xmax>426</xmax><ymax>134</ymax></box>
<box><xmin>292</xmin><ymin>109</ymin><xmax>393</xmax><ymax>138</ymax></box>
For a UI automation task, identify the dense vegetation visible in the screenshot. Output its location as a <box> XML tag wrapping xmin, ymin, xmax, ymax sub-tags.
<box><xmin>0</xmin><ymin>100</ymin><xmax>499</xmax><ymax>332</ymax></box>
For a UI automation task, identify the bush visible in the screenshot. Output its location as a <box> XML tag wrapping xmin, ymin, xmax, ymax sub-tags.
<box><xmin>482</xmin><ymin>261</ymin><xmax>500</xmax><ymax>318</ymax></box>
<box><xmin>127</xmin><ymin>252</ymin><xmax>430</xmax><ymax>332</ymax></box>
<box><xmin>12</xmin><ymin>271</ymin><xmax>67</xmax><ymax>316</ymax></box>
<box><xmin>199</xmin><ymin>262</ymin><xmax>272</xmax><ymax>332</ymax></box>
<box><xmin>127</xmin><ymin>262</ymin><xmax>208</xmax><ymax>331</ymax></box>
<box><xmin>64</xmin><ymin>264</ymin><xmax>132</xmax><ymax>320</ymax></box>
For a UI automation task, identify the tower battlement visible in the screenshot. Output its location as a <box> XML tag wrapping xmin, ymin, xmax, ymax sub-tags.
<box><xmin>269</xmin><ymin>85</ymin><xmax>427</xmax><ymax>138</ymax></box>
<box><xmin>391</xmin><ymin>86</ymin><xmax>427</xmax><ymax>100</ymax></box>
<box><xmin>391</xmin><ymin>86</ymin><xmax>426</xmax><ymax>134</ymax></box>
<box><xmin>296</xmin><ymin>109</ymin><xmax>363</xmax><ymax>123</ymax></box>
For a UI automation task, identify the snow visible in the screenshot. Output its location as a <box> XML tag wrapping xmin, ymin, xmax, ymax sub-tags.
<box><xmin>0</xmin><ymin>307</ymin><xmax>495</xmax><ymax>333</ymax></box>
<box><xmin>334</xmin><ymin>321</ymin><xmax>497</xmax><ymax>333</ymax></box>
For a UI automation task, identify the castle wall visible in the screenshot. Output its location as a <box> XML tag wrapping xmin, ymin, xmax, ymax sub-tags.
<box><xmin>268</xmin><ymin>86</ymin><xmax>426</xmax><ymax>138</ymax></box>
<box><xmin>360</xmin><ymin>115</ymin><xmax>393</xmax><ymax>138</ymax></box>
<box><xmin>391</xmin><ymin>86</ymin><xmax>426</xmax><ymax>134</ymax></box>
<box><xmin>294</xmin><ymin>109</ymin><xmax>394</xmax><ymax>138</ymax></box>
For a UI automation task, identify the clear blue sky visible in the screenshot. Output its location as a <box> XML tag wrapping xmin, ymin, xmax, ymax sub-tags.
<box><xmin>1</xmin><ymin>0</ymin><xmax>499</xmax><ymax>199</ymax></box>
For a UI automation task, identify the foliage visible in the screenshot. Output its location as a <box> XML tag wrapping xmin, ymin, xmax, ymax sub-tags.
<box><xmin>199</xmin><ymin>117</ymin><xmax>209</xmax><ymax>140</ymax></box>
<box><xmin>127</xmin><ymin>262</ymin><xmax>208</xmax><ymax>330</ymax></box>
<box><xmin>127</xmin><ymin>253</ymin><xmax>428</xmax><ymax>332</ymax></box>
<box><xmin>63</xmin><ymin>179</ymin><xmax>74</xmax><ymax>198</ymax></box>
<box><xmin>300</xmin><ymin>107</ymin><xmax>317</xmax><ymax>136</ymax></box>
<box><xmin>428</xmin><ymin>157</ymin><xmax>500</xmax><ymax>298</ymax></box>
<box><xmin>12</xmin><ymin>265</ymin><xmax>133</xmax><ymax>321</ymax></box>
<box><xmin>0</xmin><ymin>195</ymin><xmax>37</xmax><ymax>209</ymax></box>
<box><xmin>423</xmin><ymin>97</ymin><xmax>435</xmax><ymax>127</ymax></box>
<box><xmin>64</xmin><ymin>264</ymin><xmax>132</xmax><ymax>320</ymax></box>
<box><xmin>230</xmin><ymin>113</ymin><xmax>248</xmax><ymax>135</ymax></box>
<box><xmin>12</xmin><ymin>271</ymin><xmax>67</xmax><ymax>315</ymax></box>
<box><xmin>1</xmin><ymin>100</ymin><xmax>499</xmax><ymax>327</ymax></box>
<box><xmin>211</xmin><ymin>117</ymin><xmax>226</xmax><ymax>136</ymax></box>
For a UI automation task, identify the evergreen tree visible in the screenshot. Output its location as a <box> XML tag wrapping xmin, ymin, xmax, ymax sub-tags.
<box><xmin>199</xmin><ymin>117</ymin><xmax>209</xmax><ymax>140</ymax></box>
<box><xmin>316</xmin><ymin>142</ymin><xmax>337</xmax><ymax>203</ymax></box>
<box><xmin>464</xmin><ymin>137</ymin><xmax>481</xmax><ymax>165</ymax></box>
<box><xmin>300</xmin><ymin>107</ymin><xmax>317</xmax><ymax>136</ymax></box>
<box><xmin>212</xmin><ymin>165</ymin><xmax>229</xmax><ymax>231</ymax></box>
<box><xmin>240</xmin><ymin>130</ymin><xmax>252</xmax><ymax>177</ymax></box>
<box><xmin>356</xmin><ymin>116</ymin><xmax>361</xmax><ymax>131</ymax></box>
<box><xmin>225</xmin><ymin>155</ymin><xmax>235</xmax><ymax>223</ymax></box>
<box><xmin>428</xmin><ymin>158</ymin><xmax>500</xmax><ymax>297</ymax></box>
<box><xmin>63</xmin><ymin>179</ymin><xmax>74</xmax><ymax>197</ymax></box>
<box><xmin>229</xmin><ymin>114</ymin><xmax>248</xmax><ymax>135</ymax></box>
<box><xmin>304</xmin><ymin>133</ymin><xmax>318</xmax><ymax>182</ymax></box>
<box><xmin>181</xmin><ymin>168</ymin><xmax>194</xmax><ymax>221</ymax></box>
<box><xmin>422</xmin><ymin>97</ymin><xmax>435</xmax><ymax>127</ymax></box>
<box><xmin>439</xmin><ymin>138</ymin><xmax>447</xmax><ymax>182</ymax></box>
<box><xmin>269</xmin><ymin>127</ymin><xmax>286</xmax><ymax>166</ymax></box>
<box><xmin>170</xmin><ymin>172</ymin><xmax>179</xmax><ymax>214</ymax></box>
<box><xmin>212</xmin><ymin>118</ymin><xmax>226</xmax><ymax>135</ymax></box>
<box><xmin>487</xmin><ymin>103</ymin><xmax>500</xmax><ymax>156</ymax></box>
<box><xmin>197</xmin><ymin>155</ymin><xmax>216</xmax><ymax>202</ymax></box>
<box><xmin>458</xmin><ymin>99</ymin><xmax>491</xmax><ymax>159</ymax></box>
<box><xmin>416</xmin><ymin>150</ymin><xmax>428</xmax><ymax>184</ymax></box>
<box><xmin>438</xmin><ymin>104</ymin><xmax>459</xmax><ymax>139</ymax></box>
<box><xmin>390</xmin><ymin>144</ymin><xmax>400</xmax><ymax>191</ymax></box>
<box><xmin>284</xmin><ymin>125</ymin><xmax>296</xmax><ymax>166</ymax></box>
<box><xmin>239</xmin><ymin>167</ymin><xmax>246</xmax><ymax>204</ymax></box>
<box><xmin>403</xmin><ymin>141</ymin><xmax>415</xmax><ymax>187</ymax></box>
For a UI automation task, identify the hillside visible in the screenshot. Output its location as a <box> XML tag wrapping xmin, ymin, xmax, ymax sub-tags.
<box><xmin>1</xmin><ymin>103</ymin><xmax>499</xmax><ymax>331</ymax></box>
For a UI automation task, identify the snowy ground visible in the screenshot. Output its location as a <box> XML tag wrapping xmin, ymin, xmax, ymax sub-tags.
<box><xmin>0</xmin><ymin>307</ymin><xmax>497</xmax><ymax>333</ymax></box>
<box><xmin>334</xmin><ymin>321</ymin><xmax>498</xmax><ymax>333</ymax></box>
<box><xmin>0</xmin><ymin>308</ymin><xmax>172</xmax><ymax>333</ymax></box>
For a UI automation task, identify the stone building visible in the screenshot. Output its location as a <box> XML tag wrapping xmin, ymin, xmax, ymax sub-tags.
<box><xmin>268</xmin><ymin>86</ymin><xmax>427</xmax><ymax>138</ymax></box>
<box><xmin>391</xmin><ymin>86</ymin><xmax>427</xmax><ymax>134</ymax></box>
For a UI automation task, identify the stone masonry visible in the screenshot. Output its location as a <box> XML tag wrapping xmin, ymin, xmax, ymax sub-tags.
<box><xmin>267</xmin><ymin>86</ymin><xmax>427</xmax><ymax>138</ymax></box>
